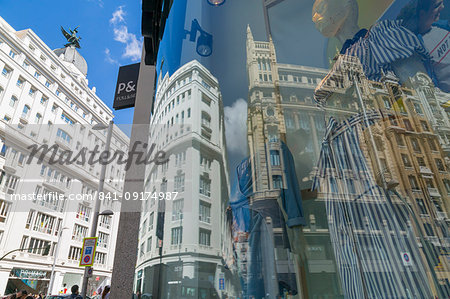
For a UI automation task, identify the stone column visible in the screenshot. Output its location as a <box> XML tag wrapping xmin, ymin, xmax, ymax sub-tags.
<box><xmin>109</xmin><ymin>48</ymin><xmax>155</xmax><ymax>299</ymax></box>
<box><xmin>0</xmin><ymin>268</ymin><xmax>11</xmax><ymax>296</ymax></box>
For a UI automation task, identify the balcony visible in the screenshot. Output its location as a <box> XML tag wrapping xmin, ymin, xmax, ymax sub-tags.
<box><xmin>419</xmin><ymin>166</ymin><xmax>433</xmax><ymax>176</ymax></box>
<box><xmin>427</xmin><ymin>187</ymin><xmax>441</xmax><ymax>198</ymax></box>
<box><xmin>201</xmin><ymin>118</ymin><xmax>212</xmax><ymax>133</ymax></box>
<box><xmin>43</xmin><ymin>176</ymin><xmax>67</xmax><ymax>192</ymax></box>
<box><xmin>19</xmin><ymin>113</ymin><xmax>30</xmax><ymax>124</ymax></box>
<box><xmin>436</xmin><ymin>211</ymin><xmax>448</xmax><ymax>220</ymax></box>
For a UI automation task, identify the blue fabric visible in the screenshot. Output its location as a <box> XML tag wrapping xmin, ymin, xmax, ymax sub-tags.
<box><xmin>229</xmin><ymin>158</ymin><xmax>252</xmax><ymax>232</ymax></box>
<box><xmin>343</xmin><ymin>19</ymin><xmax>450</xmax><ymax>92</ymax></box>
<box><xmin>312</xmin><ymin>113</ymin><xmax>433</xmax><ymax>299</ymax></box>
<box><xmin>280</xmin><ymin>142</ymin><xmax>306</xmax><ymax>227</ymax></box>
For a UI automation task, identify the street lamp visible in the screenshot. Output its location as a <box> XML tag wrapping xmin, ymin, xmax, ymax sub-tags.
<box><xmin>47</xmin><ymin>227</ymin><xmax>70</xmax><ymax>296</ymax></box>
<box><xmin>81</xmin><ymin>120</ymin><xmax>114</xmax><ymax>299</ymax></box>
<box><xmin>185</xmin><ymin>19</ymin><xmax>213</xmax><ymax>57</ymax></box>
<box><xmin>207</xmin><ymin>0</ymin><xmax>225</xmax><ymax>6</ymax></box>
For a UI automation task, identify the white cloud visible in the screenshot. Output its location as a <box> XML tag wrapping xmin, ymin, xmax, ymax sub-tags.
<box><xmin>110</xmin><ymin>6</ymin><xmax>125</xmax><ymax>24</ymax></box>
<box><xmin>104</xmin><ymin>48</ymin><xmax>118</xmax><ymax>64</ymax></box>
<box><xmin>224</xmin><ymin>99</ymin><xmax>248</xmax><ymax>156</ymax></box>
<box><xmin>109</xmin><ymin>6</ymin><xmax>142</xmax><ymax>61</ymax></box>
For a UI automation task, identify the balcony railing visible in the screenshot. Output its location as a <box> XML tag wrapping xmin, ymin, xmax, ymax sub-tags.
<box><xmin>44</xmin><ymin>176</ymin><xmax>67</xmax><ymax>191</ymax></box>
<box><xmin>427</xmin><ymin>187</ymin><xmax>440</xmax><ymax>197</ymax></box>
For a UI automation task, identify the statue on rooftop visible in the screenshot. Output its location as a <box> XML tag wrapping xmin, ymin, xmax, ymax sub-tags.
<box><xmin>61</xmin><ymin>26</ymin><xmax>81</xmax><ymax>49</ymax></box>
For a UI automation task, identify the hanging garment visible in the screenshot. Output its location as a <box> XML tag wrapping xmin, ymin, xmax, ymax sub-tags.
<box><xmin>312</xmin><ymin>113</ymin><xmax>433</xmax><ymax>299</ymax></box>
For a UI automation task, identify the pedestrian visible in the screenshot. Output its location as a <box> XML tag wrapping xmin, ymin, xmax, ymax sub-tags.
<box><xmin>101</xmin><ymin>285</ymin><xmax>110</xmax><ymax>299</ymax></box>
<box><xmin>16</xmin><ymin>290</ymin><xmax>28</xmax><ymax>299</ymax></box>
<box><xmin>69</xmin><ymin>285</ymin><xmax>82</xmax><ymax>299</ymax></box>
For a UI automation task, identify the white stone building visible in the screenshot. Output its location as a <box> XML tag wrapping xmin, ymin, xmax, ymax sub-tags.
<box><xmin>0</xmin><ymin>16</ymin><xmax>128</xmax><ymax>296</ymax></box>
<box><xmin>135</xmin><ymin>60</ymin><xmax>235</xmax><ymax>298</ymax></box>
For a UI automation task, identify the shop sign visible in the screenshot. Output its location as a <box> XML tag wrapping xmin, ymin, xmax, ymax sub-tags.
<box><xmin>113</xmin><ymin>63</ymin><xmax>140</xmax><ymax>110</ymax></box>
<box><xmin>12</xmin><ymin>269</ymin><xmax>48</xmax><ymax>280</ymax></box>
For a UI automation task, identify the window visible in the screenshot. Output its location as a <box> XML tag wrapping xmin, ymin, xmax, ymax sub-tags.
<box><xmin>45</xmin><ymin>80</ymin><xmax>51</xmax><ymax>88</ymax></box>
<box><xmin>2</xmin><ymin>66</ymin><xmax>12</xmax><ymax>77</ymax></box>
<box><xmin>417</xmin><ymin>157</ymin><xmax>426</xmax><ymax>167</ymax></box>
<box><xmin>34</xmin><ymin>113</ymin><xmax>42</xmax><ymax>124</ymax></box>
<box><xmin>199</xmin><ymin>176</ymin><xmax>211</xmax><ymax>197</ymax></box>
<box><xmin>273</xmin><ymin>175</ymin><xmax>283</xmax><ymax>189</ymax></box>
<box><xmin>403</xmin><ymin>119</ymin><xmax>413</xmax><ymax>131</ymax></box>
<box><xmin>435</xmin><ymin>159</ymin><xmax>445</xmax><ymax>171</ymax></box>
<box><xmin>27</xmin><ymin>238</ymin><xmax>51</xmax><ymax>256</ymax></box>
<box><xmin>382</xmin><ymin>97</ymin><xmax>391</xmax><ymax>109</ymax></box>
<box><xmin>3</xmin><ymin>115</ymin><xmax>10</xmax><ymax>123</ymax></box>
<box><xmin>1</xmin><ymin>172</ymin><xmax>19</xmax><ymax>194</ymax></box>
<box><xmin>28</xmin><ymin>87</ymin><xmax>37</xmax><ymax>97</ymax></box>
<box><xmin>0</xmin><ymin>200</ymin><xmax>12</xmax><ymax>223</ymax></box>
<box><xmin>174</xmin><ymin>173</ymin><xmax>185</xmax><ymax>192</ymax></box>
<box><xmin>61</xmin><ymin>112</ymin><xmax>74</xmax><ymax>125</ymax></box>
<box><xmin>95</xmin><ymin>252</ymin><xmax>107</xmax><ymax>265</ymax></box>
<box><xmin>56</xmin><ymin>89</ymin><xmax>61</xmax><ymax>96</ymax></box>
<box><xmin>16</xmin><ymin>77</ymin><xmax>24</xmax><ymax>88</ymax></box>
<box><xmin>40</xmin><ymin>96</ymin><xmax>48</xmax><ymax>105</ymax></box>
<box><xmin>9</xmin><ymin>50</ymin><xmax>16</xmax><ymax>58</ymax></box>
<box><xmin>149</xmin><ymin>212</ymin><xmax>154</xmax><ymax>231</ymax></box>
<box><xmin>413</xmin><ymin>103</ymin><xmax>423</xmax><ymax>115</ymax></box>
<box><xmin>172</xmin><ymin>199</ymin><xmax>184</xmax><ymax>221</ymax></box>
<box><xmin>98</xmin><ymin>232</ymin><xmax>109</xmax><ymax>248</ymax></box>
<box><xmin>410</xmin><ymin>138</ymin><xmax>421</xmax><ymax>153</ymax></box>
<box><xmin>22</xmin><ymin>105</ymin><xmax>30</xmax><ymax>117</ymax></box>
<box><xmin>76</xmin><ymin>204</ymin><xmax>91</xmax><ymax>222</ymax></box>
<box><xmin>72</xmin><ymin>224</ymin><xmax>88</xmax><ymax>241</ymax></box>
<box><xmin>56</xmin><ymin>128</ymin><xmax>72</xmax><ymax>144</ymax></box>
<box><xmin>408</xmin><ymin>176</ymin><xmax>419</xmax><ymax>191</ymax></box>
<box><xmin>22</xmin><ymin>60</ymin><xmax>30</xmax><ymax>69</ymax></box>
<box><xmin>428</xmin><ymin>138</ymin><xmax>437</xmax><ymax>151</ymax></box>
<box><xmin>421</xmin><ymin>121</ymin><xmax>429</xmax><ymax>132</ymax></box>
<box><xmin>200</xmin><ymin>154</ymin><xmax>212</xmax><ymax>169</ymax></box>
<box><xmin>146</xmin><ymin>237</ymin><xmax>152</xmax><ymax>252</ymax></box>
<box><xmin>34</xmin><ymin>71</ymin><xmax>41</xmax><ymax>79</ymax></box>
<box><xmin>175</xmin><ymin>151</ymin><xmax>186</xmax><ymax>167</ymax></box>
<box><xmin>417</xmin><ymin>198</ymin><xmax>428</xmax><ymax>214</ymax></box>
<box><xmin>401</xmin><ymin>154</ymin><xmax>412</xmax><ymax>167</ymax></box>
<box><xmin>187</xmin><ymin>108</ymin><xmax>191</xmax><ymax>118</ymax></box>
<box><xmin>171</xmin><ymin>227</ymin><xmax>182</xmax><ymax>245</ymax></box>
<box><xmin>199</xmin><ymin>201</ymin><xmax>211</xmax><ymax>223</ymax></box>
<box><xmin>199</xmin><ymin>228</ymin><xmax>211</xmax><ymax>246</ymax></box>
<box><xmin>68</xmin><ymin>246</ymin><xmax>82</xmax><ymax>260</ymax></box>
<box><xmin>9</xmin><ymin>96</ymin><xmax>17</xmax><ymax>107</ymax></box>
<box><xmin>270</xmin><ymin>150</ymin><xmax>281</xmax><ymax>166</ymax></box>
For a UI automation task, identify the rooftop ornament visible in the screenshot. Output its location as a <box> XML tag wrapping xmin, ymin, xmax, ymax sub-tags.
<box><xmin>61</xmin><ymin>26</ymin><xmax>82</xmax><ymax>49</ymax></box>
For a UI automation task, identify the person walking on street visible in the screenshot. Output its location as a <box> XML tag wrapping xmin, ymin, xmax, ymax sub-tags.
<box><xmin>69</xmin><ymin>285</ymin><xmax>82</xmax><ymax>299</ymax></box>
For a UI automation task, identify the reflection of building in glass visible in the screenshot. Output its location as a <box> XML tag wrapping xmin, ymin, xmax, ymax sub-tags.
<box><xmin>244</xmin><ymin>26</ymin><xmax>354</xmax><ymax>298</ymax></box>
<box><xmin>409</xmin><ymin>73</ymin><xmax>450</xmax><ymax>157</ymax></box>
<box><xmin>244</xmin><ymin>25</ymin><xmax>450</xmax><ymax>298</ymax></box>
<box><xmin>315</xmin><ymin>54</ymin><xmax>450</xmax><ymax>297</ymax></box>
<box><xmin>136</xmin><ymin>60</ymin><xmax>237</xmax><ymax>298</ymax></box>
<box><xmin>0</xmin><ymin>17</ymin><xmax>127</xmax><ymax>296</ymax></box>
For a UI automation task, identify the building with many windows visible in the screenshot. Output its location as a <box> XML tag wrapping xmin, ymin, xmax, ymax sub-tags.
<box><xmin>0</xmin><ymin>16</ymin><xmax>128</xmax><ymax>295</ymax></box>
<box><xmin>135</xmin><ymin>60</ymin><xmax>235</xmax><ymax>298</ymax></box>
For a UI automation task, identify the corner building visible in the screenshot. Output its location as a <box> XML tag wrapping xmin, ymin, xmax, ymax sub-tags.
<box><xmin>0</xmin><ymin>17</ymin><xmax>128</xmax><ymax>295</ymax></box>
<box><xmin>135</xmin><ymin>60</ymin><xmax>236</xmax><ymax>298</ymax></box>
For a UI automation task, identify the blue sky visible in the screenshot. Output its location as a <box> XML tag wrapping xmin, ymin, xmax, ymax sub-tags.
<box><xmin>1</xmin><ymin>0</ymin><xmax>142</xmax><ymax>132</ymax></box>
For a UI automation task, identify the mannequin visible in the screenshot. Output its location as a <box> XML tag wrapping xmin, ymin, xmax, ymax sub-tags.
<box><xmin>312</xmin><ymin>0</ymin><xmax>360</xmax><ymax>66</ymax></box>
